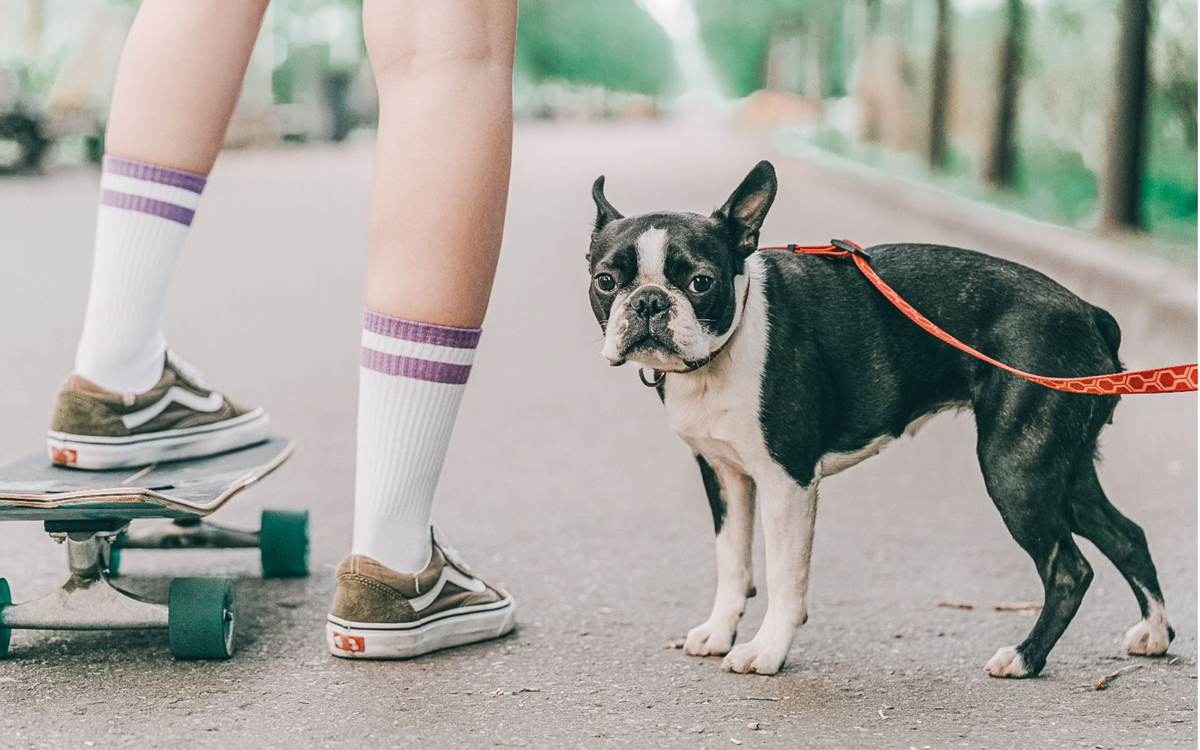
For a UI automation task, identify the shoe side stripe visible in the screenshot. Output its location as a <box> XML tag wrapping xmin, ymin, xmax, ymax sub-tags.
<box><xmin>408</xmin><ymin>565</ymin><xmax>487</xmax><ymax>612</ymax></box>
<box><xmin>121</xmin><ymin>386</ymin><xmax>225</xmax><ymax>430</ymax></box>
<box><xmin>328</xmin><ymin>597</ymin><xmax>512</xmax><ymax>631</ymax></box>
<box><xmin>52</xmin><ymin>408</ymin><xmax>265</xmax><ymax>445</ymax></box>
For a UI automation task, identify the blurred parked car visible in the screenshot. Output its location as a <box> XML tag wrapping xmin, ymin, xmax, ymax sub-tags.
<box><xmin>0</xmin><ymin>65</ymin><xmax>50</xmax><ymax>174</ymax></box>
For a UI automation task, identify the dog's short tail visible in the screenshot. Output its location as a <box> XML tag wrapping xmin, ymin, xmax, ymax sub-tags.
<box><xmin>1092</xmin><ymin>306</ymin><xmax>1123</xmax><ymax>425</ymax></box>
<box><xmin>1092</xmin><ymin>306</ymin><xmax>1123</xmax><ymax>370</ymax></box>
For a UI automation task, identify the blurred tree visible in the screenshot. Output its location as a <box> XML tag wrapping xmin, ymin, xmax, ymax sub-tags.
<box><xmin>858</xmin><ymin>0</ymin><xmax>883</xmax><ymax>141</ymax></box>
<box><xmin>815</xmin><ymin>1</ymin><xmax>847</xmax><ymax>98</ymax></box>
<box><xmin>693</xmin><ymin>0</ymin><xmax>810</xmax><ymax>96</ymax></box>
<box><xmin>865</xmin><ymin>0</ymin><xmax>882</xmax><ymax>32</ymax></box>
<box><xmin>926</xmin><ymin>0</ymin><xmax>952</xmax><ymax>170</ymax></box>
<box><xmin>515</xmin><ymin>0</ymin><xmax>676</xmax><ymax>94</ymax></box>
<box><xmin>1101</xmin><ymin>0</ymin><xmax>1151</xmax><ymax>230</ymax></box>
<box><xmin>1142</xmin><ymin>0</ymin><xmax>1197</xmax><ymax>238</ymax></box>
<box><xmin>985</xmin><ymin>0</ymin><xmax>1025</xmax><ymax>187</ymax></box>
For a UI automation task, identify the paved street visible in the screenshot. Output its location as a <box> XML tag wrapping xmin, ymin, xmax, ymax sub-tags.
<box><xmin>0</xmin><ymin>121</ymin><xmax>1195</xmax><ymax>748</ymax></box>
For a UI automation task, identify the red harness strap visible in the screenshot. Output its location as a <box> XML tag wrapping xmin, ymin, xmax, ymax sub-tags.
<box><xmin>759</xmin><ymin>240</ymin><xmax>1198</xmax><ymax>396</ymax></box>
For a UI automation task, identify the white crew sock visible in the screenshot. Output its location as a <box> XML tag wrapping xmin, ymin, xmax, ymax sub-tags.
<box><xmin>352</xmin><ymin>309</ymin><xmax>481</xmax><ymax>573</ymax></box>
<box><xmin>74</xmin><ymin>155</ymin><xmax>207</xmax><ymax>394</ymax></box>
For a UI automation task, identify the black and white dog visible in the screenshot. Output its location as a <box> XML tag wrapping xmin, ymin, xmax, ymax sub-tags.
<box><xmin>586</xmin><ymin>161</ymin><xmax>1174</xmax><ymax>677</ymax></box>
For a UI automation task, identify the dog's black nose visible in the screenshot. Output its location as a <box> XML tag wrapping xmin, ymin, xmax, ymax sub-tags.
<box><xmin>630</xmin><ymin>286</ymin><xmax>670</xmax><ymax>320</ymax></box>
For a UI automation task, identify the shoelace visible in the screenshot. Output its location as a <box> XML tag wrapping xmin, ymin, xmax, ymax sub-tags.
<box><xmin>432</xmin><ymin>526</ymin><xmax>473</xmax><ymax>574</ymax></box>
<box><xmin>166</xmin><ymin>350</ymin><xmax>213</xmax><ymax>391</ymax></box>
<box><xmin>410</xmin><ymin>527</ymin><xmax>475</xmax><ymax>596</ymax></box>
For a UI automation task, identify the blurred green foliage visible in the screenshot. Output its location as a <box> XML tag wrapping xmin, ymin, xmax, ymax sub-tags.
<box><xmin>515</xmin><ymin>0</ymin><xmax>676</xmax><ymax>95</ymax></box>
<box><xmin>692</xmin><ymin>0</ymin><xmax>806</xmax><ymax>96</ymax></box>
<box><xmin>692</xmin><ymin>0</ymin><xmax>848</xmax><ymax>97</ymax></box>
<box><xmin>516</xmin><ymin>0</ymin><xmax>1194</xmax><ymax>245</ymax></box>
<box><xmin>779</xmin><ymin>0</ymin><xmax>1195</xmax><ymax>246</ymax></box>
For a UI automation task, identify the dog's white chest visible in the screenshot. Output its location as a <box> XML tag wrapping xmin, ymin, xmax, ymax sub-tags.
<box><xmin>662</xmin><ymin>256</ymin><xmax>770</xmax><ymax>472</ymax></box>
<box><xmin>663</xmin><ymin>374</ymin><xmax>761</xmax><ymax>469</ymax></box>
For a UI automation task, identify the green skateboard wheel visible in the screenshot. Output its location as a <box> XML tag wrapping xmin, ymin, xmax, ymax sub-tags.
<box><xmin>168</xmin><ymin>578</ymin><xmax>235</xmax><ymax>660</ymax></box>
<box><xmin>0</xmin><ymin>578</ymin><xmax>10</xmax><ymax>658</ymax></box>
<box><xmin>259</xmin><ymin>509</ymin><xmax>309</xmax><ymax>578</ymax></box>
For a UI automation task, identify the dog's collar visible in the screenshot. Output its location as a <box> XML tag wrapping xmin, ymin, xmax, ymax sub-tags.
<box><xmin>639</xmin><ymin>274</ymin><xmax>751</xmax><ymax>388</ymax></box>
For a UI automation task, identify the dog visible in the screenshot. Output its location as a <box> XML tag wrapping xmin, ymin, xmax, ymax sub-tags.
<box><xmin>586</xmin><ymin>160</ymin><xmax>1174</xmax><ymax>676</ymax></box>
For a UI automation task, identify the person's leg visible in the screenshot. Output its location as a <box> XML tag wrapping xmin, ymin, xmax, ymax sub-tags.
<box><xmin>328</xmin><ymin>0</ymin><xmax>518</xmax><ymax>659</ymax></box>
<box><xmin>74</xmin><ymin>0</ymin><xmax>269</xmax><ymax>393</ymax></box>
<box><xmin>352</xmin><ymin>0</ymin><xmax>516</xmax><ymax>573</ymax></box>
<box><xmin>362</xmin><ymin>0</ymin><xmax>516</xmax><ymax>326</ymax></box>
<box><xmin>54</xmin><ymin>1</ymin><xmax>271</xmax><ymax>469</ymax></box>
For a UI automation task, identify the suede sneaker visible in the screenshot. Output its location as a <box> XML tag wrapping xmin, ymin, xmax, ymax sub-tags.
<box><xmin>327</xmin><ymin>531</ymin><xmax>516</xmax><ymax>659</ymax></box>
<box><xmin>47</xmin><ymin>351</ymin><xmax>270</xmax><ymax>469</ymax></box>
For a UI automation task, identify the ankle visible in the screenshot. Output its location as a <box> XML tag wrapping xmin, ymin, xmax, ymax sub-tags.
<box><xmin>74</xmin><ymin>337</ymin><xmax>167</xmax><ymax>394</ymax></box>
<box><xmin>352</xmin><ymin>513</ymin><xmax>433</xmax><ymax>574</ymax></box>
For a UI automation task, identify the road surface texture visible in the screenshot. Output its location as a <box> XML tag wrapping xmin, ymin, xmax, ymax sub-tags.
<box><xmin>0</xmin><ymin>121</ymin><xmax>1195</xmax><ymax>748</ymax></box>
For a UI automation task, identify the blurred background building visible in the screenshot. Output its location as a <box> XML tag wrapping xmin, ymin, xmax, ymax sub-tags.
<box><xmin>0</xmin><ymin>0</ymin><xmax>1195</xmax><ymax>247</ymax></box>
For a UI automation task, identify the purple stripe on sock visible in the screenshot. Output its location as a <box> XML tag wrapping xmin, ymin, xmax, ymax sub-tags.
<box><xmin>100</xmin><ymin>190</ymin><xmax>196</xmax><ymax>226</ymax></box>
<box><xmin>361</xmin><ymin>348</ymin><xmax>473</xmax><ymax>384</ymax></box>
<box><xmin>363</xmin><ymin>310</ymin><xmax>481</xmax><ymax>349</ymax></box>
<box><xmin>103</xmin><ymin>156</ymin><xmax>207</xmax><ymax>194</ymax></box>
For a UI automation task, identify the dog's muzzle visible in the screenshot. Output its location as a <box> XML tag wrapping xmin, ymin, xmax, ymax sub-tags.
<box><xmin>618</xmin><ymin>286</ymin><xmax>678</xmax><ymax>356</ymax></box>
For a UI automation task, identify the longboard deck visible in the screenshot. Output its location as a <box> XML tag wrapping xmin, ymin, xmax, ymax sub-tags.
<box><xmin>0</xmin><ymin>437</ymin><xmax>293</xmax><ymax>521</ymax></box>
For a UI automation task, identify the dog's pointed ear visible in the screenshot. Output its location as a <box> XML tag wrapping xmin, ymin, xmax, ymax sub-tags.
<box><xmin>713</xmin><ymin>161</ymin><xmax>777</xmax><ymax>257</ymax></box>
<box><xmin>592</xmin><ymin>175</ymin><xmax>623</xmax><ymax>232</ymax></box>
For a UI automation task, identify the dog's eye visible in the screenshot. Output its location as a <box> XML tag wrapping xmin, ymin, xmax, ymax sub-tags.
<box><xmin>594</xmin><ymin>273</ymin><xmax>616</xmax><ymax>293</ymax></box>
<box><xmin>688</xmin><ymin>275</ymin><xmax>713</xmax><ymax>293</ymax></box>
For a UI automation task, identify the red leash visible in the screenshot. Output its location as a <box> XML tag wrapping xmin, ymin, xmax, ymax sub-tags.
<box><xmin>758</xmin><ymin>240</ymin><xmax>1198</xmax><ymax>395</ymax></box>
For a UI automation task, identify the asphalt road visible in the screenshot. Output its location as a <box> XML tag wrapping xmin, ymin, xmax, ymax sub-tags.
<box><xmin>0</xmin><ymin>121</ymin><xmax>1195</xmax><ymax>749</ymax></box>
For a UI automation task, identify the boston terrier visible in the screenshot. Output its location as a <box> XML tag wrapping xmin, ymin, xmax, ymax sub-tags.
<box><xmin>586</xmin><ymin>160</ymin><xmax>1174</xmax><ymax>677</ymax></box>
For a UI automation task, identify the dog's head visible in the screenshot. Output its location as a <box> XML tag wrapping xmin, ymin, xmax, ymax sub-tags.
<box><xmin>587</xmin><ymin>160</ymin><xmax>777</xmax><ymax>371</ymax></box>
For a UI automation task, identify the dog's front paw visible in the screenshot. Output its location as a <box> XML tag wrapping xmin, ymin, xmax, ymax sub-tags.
<box><xmin>1124</xmin><ymin>617</ymin><xmax>1173</xmax><ymax>656</ymax></box>
<box><xmin>985</xmin><ymin>646</ymin><xmax>1032</xmax><ymax>678</ymax></box>
<box><xmin>721</xmin><ymin>637</ymin><xmax>789</xmax><ymax>675</ymax></box>
<box><xmin>684</xmin><ymin>618</ymin><xmax>737</xmax><ymax>657</ymax></box>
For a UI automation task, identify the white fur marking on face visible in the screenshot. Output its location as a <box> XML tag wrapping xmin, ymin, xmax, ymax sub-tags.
<box><xmin>635</xmin><ymin>227</ymin><xmax>669</xmax><ymax>285</ymax></box>
<box><xmin>600</xmin><ymin>290</ymin><xmax>632</xmax><ymax>362</ymax></box>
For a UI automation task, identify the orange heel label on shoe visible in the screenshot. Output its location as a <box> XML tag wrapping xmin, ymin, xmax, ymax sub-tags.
<box><xmin>51</xmin><ymin>447</ymin><xmax>77</xmax><ymax>466</ymax></box>
<box><xmin>332</xmin><ymin>632</ymin><xmax>365</xmax><ymax>653</ymax></box>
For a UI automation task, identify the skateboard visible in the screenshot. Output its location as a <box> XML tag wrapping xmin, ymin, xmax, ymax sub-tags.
<box><xmin>0</xmin><ymin>436</ymin><xmax>306</xmax><ymax>660</ymax></box>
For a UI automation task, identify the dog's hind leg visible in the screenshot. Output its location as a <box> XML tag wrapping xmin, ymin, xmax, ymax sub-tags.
<box><xmin>976</xmin><ymin>400</ymin><xmax>1094</xmax><ymax>678</ymax></box>
<box><xmin>1068</xmin><ymin>463</ymin><xmax>1173</xmax><ymax>656</ymax></box>
<box><xmin>685</xmin><ymin>456</ymin><xmax>756</xmax><ymax>657</ymax></box>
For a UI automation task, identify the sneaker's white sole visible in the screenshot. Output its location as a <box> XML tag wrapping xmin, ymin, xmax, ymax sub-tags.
<box><xmin>326</xmin><ymin>596</ymin><xmax>516</xmax><ymax>659</ymax></box>
<box><xmin>47</xmin><ymin>409</ymin><xmax>271</xmax><ymax>469</ymax></box>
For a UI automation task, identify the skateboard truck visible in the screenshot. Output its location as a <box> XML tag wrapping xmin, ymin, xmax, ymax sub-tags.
<box><xmin>0</xmin><ymin>524</ymin><xmax>235</xmax><ymax>659</ymax></box>
<box><xmin>108</xmin><ymin>510</ymin><xmax>309</xmax><ymax>579</ymax></box>
<box><xmin>119</xmin><ymin>517</ymin><xmax>259</xmax><ymax>549</ymax></box>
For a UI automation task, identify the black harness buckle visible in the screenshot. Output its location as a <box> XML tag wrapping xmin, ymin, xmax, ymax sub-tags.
<box><xmin>830</xmin><ymin>238</ymin><xmax>871</xmax><ymax>261</ymax></box>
